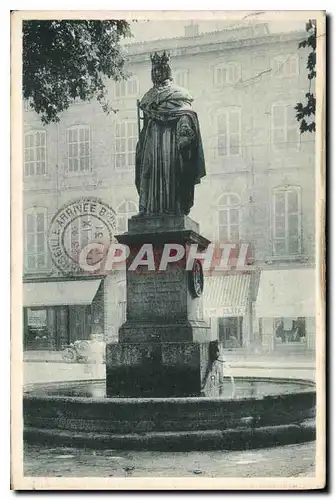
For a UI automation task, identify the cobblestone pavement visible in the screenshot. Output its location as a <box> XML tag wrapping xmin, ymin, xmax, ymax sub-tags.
<box><xmin>24</xmin><ymin>442</ymin><xmax>316</xmax><ymax>478</ymax></box>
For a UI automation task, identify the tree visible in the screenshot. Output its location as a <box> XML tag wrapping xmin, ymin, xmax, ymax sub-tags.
<box><xmin>294</xmin><ymin>19</ymin><xmax>316</xmax><ymax>134</ymax></box>
<box><xmin>22</xmin><ymin>20</ymin><xmax>132</xmax><ymax>124</ymax></box>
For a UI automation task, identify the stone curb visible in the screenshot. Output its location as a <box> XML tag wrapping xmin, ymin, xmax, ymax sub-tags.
<box><xmin>24</xmin><ymin>421</ymin><xmax>315</xmax><ymax>452</ymax></box>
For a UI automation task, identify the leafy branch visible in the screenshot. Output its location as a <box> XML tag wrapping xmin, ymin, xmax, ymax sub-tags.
<box><xmin>294</xmin><ymin>19</ymin><xmax>316</xmax><ymax>133</ymax></box>
<box><xmin>22</xmin><ymin>20</ymin><xmax>132</xmax><ymax>124</ymax></box>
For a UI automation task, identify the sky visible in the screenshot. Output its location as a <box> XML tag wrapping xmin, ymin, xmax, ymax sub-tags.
<box><xmin>126</xmin><ymin>15</ymin><xmax>307</xmax><ymax>43</ymax></box>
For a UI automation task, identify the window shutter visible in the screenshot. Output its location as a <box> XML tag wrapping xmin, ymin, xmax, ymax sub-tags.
<box><xmin>273</xmin><ymin>188</ymin><xmax>301</xmax><ymax>256</ymax></box>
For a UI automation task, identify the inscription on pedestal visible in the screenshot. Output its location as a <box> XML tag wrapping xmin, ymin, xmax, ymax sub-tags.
<box><xmin>127</xmin><ymin>270</ymin><xmax>187</xmax><ymax>320</ymax></box>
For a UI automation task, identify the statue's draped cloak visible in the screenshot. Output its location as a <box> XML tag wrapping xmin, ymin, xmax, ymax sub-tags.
<box><xmin>135</xmin><ymin>84</ymin><xmax>206</xmax><ymax>215</ymax></box>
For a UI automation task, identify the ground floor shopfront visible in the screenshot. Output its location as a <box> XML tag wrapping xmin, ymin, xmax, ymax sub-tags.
<box><xmin>255</xmin><ymin>267</ymin><xmax>316</xmax><ymax>353</ymax></box>
<box><xmin>203</xmin><ymin>267</ymin><xmax>316</xmax><ymax>354</ymax></box>
<box><xmin>203</xmin><ymin>272</ymin><xmax>253</xmax><ymax>348</ymax></box>
<box><xmin>23</xmin><ymin>274</ymin><xmax>125</xmax><ymax>353</ymax></box>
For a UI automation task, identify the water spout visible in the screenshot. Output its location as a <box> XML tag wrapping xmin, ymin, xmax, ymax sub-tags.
<box><xmin>218</xmin><ymin>358</ymin><xmax>236</xmax><ymax>398</ymax></box>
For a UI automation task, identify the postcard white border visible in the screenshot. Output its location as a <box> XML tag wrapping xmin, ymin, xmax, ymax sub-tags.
<box><xmin>10</xmin><ymin>9</ymin><xmax>326</xmax><ymax>491</ymax></box>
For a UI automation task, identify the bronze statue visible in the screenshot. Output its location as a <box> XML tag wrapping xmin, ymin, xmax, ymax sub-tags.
<box><xmin>135</xmin><ymin>51</ymin><xmax>206</xmax><ymax>216</ymax></box>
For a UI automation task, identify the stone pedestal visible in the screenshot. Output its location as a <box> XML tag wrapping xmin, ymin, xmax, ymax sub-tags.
<box><xmin>106</xmin><ymin>215</ymin><xmax>218</xmax><ymax>397</ymax></box>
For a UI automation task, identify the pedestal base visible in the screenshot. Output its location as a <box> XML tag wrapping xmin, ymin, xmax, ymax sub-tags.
<box><xmin>106</xmin><ymin>341</ymin><xmax>220</xmax><ymax>398</ymax></box>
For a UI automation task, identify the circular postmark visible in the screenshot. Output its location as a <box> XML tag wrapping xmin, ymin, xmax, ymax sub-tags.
<box><xmin>48</xmin><ymin>197</ymin><xmax>117</xmax><ymax>275</ymax></box>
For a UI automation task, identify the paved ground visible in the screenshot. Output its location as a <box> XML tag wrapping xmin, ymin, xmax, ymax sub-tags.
<box><xmin>24</xmin><ymin>442</ymin><xmax>316</xmax><ymax>478</ymax></box>
<box><xmin>24</xmin><ymin>361</ymin><xmax>105</xmax><ymax>386</ymax></box>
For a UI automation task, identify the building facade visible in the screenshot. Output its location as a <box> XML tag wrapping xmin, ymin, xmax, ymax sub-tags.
<box><xmin>23</xmin><ymin>22</ymin><xmax>316</xmax><ymax>355</ymax></box>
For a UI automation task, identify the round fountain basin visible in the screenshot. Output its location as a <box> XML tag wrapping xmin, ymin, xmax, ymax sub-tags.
<box><xmin>26</xmin><ymin>377</ymin><xmax>313</xmax><ymax>399</ymax></box>
<box><xmin>23</xmin><ymin>377</ymin><xmax>316</xmax><ymax>451</ymax></box>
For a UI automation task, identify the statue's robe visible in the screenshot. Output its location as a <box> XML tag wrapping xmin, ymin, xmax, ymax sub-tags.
<box><xmin>135</xmin><ymin>83</ymin><xmax>206</xmax><ymax>216</ymax></box>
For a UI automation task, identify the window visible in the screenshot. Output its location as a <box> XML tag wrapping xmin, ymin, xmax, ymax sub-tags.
<box><xmin>115</xmin><ymin>77</ymin><xmax>139</xmax><ymax>99</ymax></box>
<box><xmin>218</xmin><ymin>317</ymin><xmax>243</xmax><ymax>348</ymax></box>
<box><xmin>25</xmin><ymin>208</ymin><xmax>48</xmax><ymax>271</ymax></box>
<box><xmin>24</xmin><ymin>305</ymin><xmax>92</xmax><ymax>351</ymax></box>
<box><xmin>273</xmin><ymin>54</ymin><xmax>299</xmax><ymax>77</ymax></box>
<box><xmin>67</xmin><ymin>126</ymin><xmax>91</xmax><ymax>173</ymax></box>
<box><xmin>24</xmin><ymin>131</ymin><xmax>46</xmax><ymax>176</ymax></box>
<box><xmin>214</xmin><ymin>63</ymin><xmax>241</xmax><ymax>86</ymax></box>
<box><xmin>274</xmin><ymin>317</ymin><xmax>306</xmax><ymax>344</ymax></box>
<box><xmin>271</xmin><ymin>104</ymin><xmax>299</xmax><ymax>150</ymax></box>
<box><xmin>272</xmin><ymin>187</ymin><xmax>301</xmax><ymax>256</ymax></box>
<box><xmin>218</xmin><ymin>193</ymin><xmax>241</xmax><ymax>241</ymax></box>
<box><xmin>174</xmin><ymin>69</ymin><xmax>189</xmax><ymax>88</ymax></box>
<box><xmin>217</xmin><ymin>108</ymin><xmax>241</xmax><ymax>157</ymax></box>
<box><xmin>24</xmin><ymin>308</ymin><xmax>50</xmax><ymax>350</ymax></box>
<box><xmin>115</xmin><ymin>122</ymin><xmax>137</xmax><ymax>169</ymax></box>
<box><xmin>117</xmin><ymin>200</ymin><xmax>138</xmax><ymax>232</ymax></box>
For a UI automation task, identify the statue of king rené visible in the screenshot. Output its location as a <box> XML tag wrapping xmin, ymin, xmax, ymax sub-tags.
<box><xmin>135</xmin><ymin>51</ymin><xmax>206</xmax><ymax>216</ymax></box>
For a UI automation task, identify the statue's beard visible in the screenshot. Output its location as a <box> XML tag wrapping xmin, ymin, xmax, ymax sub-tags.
<box><xmin>151</xmin><ymin>68</ymin><xmax>172</xmax><ymax>87</ymax></box>
<box><xmin>153</xmin><ymin>78</ymin><xmax>171</xmax><ymax>89</ymax></box>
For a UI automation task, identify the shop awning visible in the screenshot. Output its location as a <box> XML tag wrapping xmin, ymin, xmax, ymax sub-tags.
<box><xmin>23</xmin><ymin>279</ymin><xmax>102</xmax><ymax>307</ymax></box>
<box><xmin>255</xmin><ymin>269</ymin><xmax>315</xmax><ymax>318</ymax></box>
<box><xmin>203</xmin><ymin>274</ymin><xmax>251</xmax><ymax>317</ymax></box>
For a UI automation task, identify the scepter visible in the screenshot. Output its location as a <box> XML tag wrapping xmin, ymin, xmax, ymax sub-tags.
<box><xmin>136</xmin><ymin>99</ymin><xmax>142</xmax><ymax>138</ymax></box>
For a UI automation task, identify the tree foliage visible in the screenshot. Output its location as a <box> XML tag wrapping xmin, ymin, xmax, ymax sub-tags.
<box><xmin>294</xmin><ymin>20</ymin><xmax>316</xmax><ymax>133</ymax></box>
<box><xmin>22</xmin><ymin>20</ymin><xmax>132</xmax><ymax>124</ymax></box>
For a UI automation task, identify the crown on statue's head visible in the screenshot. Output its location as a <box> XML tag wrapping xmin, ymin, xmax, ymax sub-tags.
<box><xmin>150</xmin><ymin>51</ymin><xmax>171</xmax><ymax>68</ymax></box>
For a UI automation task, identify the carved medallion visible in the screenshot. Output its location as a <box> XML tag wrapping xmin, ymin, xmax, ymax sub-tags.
<box><xmin>189</xmin><ymin>259</ymin><xmax>204</xmax><ymax>298</ymax></box>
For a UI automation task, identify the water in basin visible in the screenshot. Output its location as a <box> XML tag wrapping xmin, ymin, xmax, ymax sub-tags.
<box><xmin>27</xmin><ymin>377</ymin><xmax>313</xmax><ymax>400</ymax></box>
